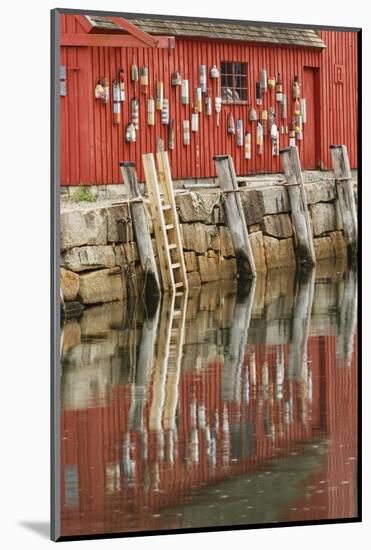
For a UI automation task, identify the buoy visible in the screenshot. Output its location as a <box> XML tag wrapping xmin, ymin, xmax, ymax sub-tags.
<box><xmin>113</xmin><ymin>101</ymin><xmax>120</xmax><ymax>125</ymax></box>
<box><xmin>102</xmin><ymin>76</ymin><xmax>109</xmax><ymax>104</ymax></box>
<box><xmin>112</xmin><ymin>80</ymin><xmax>121</xmax><ymax>103</ymax></box>
<box><xmin>168</xmin><ymin>119</ymin><xmax>175</xmax><ymax>150</ymax></box>
<box><xmin>195</xmin><ymin>87</ymin><xmax>202</xmax><ymax>112</ymax></box>
<box><xmin>171</xmin><ymin>71</ymin><xmax>182</xmax><ymax>86</ymax></box>
<box><xmin>181</xmin><ymin>80</ymin><xmax>189</xmax><ymax>105</ymax></box>
<box><xmin>256</xmin><ymin>82</ymin><xmax>262</xmax><ymax>105</ymax></box>
<box><xmin>191</xmin><ymin>110</ymin><xmax>199</xmax><ymax>132</ymax></box>
<box><xmin>293</xmin><ymin>75</ymin><xmax>300</xmax><ymax>99</ymax></box>
<box><xmin>227</xmin><ymin>113</ymin><xmax>235</xmax><ymax>135</ymax></box>
<box><xmin>183</xmin><ymin>120</ymin><xmax>190</xmax><ymax>144</ymax></box>
<box><xmin>147</xmin><ymin>97</ymin><xmax>155</xmax><ymax>126</ymax></box>
<box><xmin>249</xmin><ymin>107</ymin><xmax>257</xmax><ymax>122</ymax></box>
<box><xmin>294</xmin><ymin>98</ymin><xmax>301</xmax><ymax>116</ymax></box>
<box><xmin>272</xmin><ymin>130</ymin><xmax>279</xmax><ymax>156</ymax></box>
<box><xmin>236</xmin><ymin>119</ymin><xmax>243</xmax><ymax>146</ymax></box>
<box><xmin>300</xmin><ymin>98</ymin><xmax>307</xmax><ymax>123</ymax></box>
<box><xmin>215</xmin><ymin>97</ymin><xmax>222</xmax><ymax>127</ymax></box>
<box><xmin>131</xmin><ymin>63</ymin><xmax>138</xmax><ymax>82</ymax></box>
<box><xmin>140</xmin><ymin>65</ymin><xmax>149</xmax><ymax>94</ymax></box>
<box><xmin>118</xmin><ymin>69</ymin><xmax>125</xmax><ymax>101</ymax></box>
<box><xmin>276</xmin><ymin>72</ymin><xmax>283</xmax><ymax>102</ymax></box>
<box><xmin>210</xmin><ymin>65</ymin><xmax>220</xmax><ymax>79</ymax></box>
<box><xmin>256</xmin><ymin>122</ymin><xmax>263</xmax><ymax>154</ymax></box>
<box><xmin>268</xmin><ymin>108</ymin><xmax>275</xmax><ymax>130</ymax></box>
<box><xmin>125</xmin><ymin>122</ymin><xmax>136</xmax><ymax>143</ymax></box>
<box><xmin>244</xmin><ymin>132</ymin><xmax>251</xmax><ymax>160</ymax></box>
<box><xmin>131</xmin><ymin>98</ymin><xmax>139</xmax><ymax>130</ymax></box>
<box><xmin>262</xmin><ymin>109</ymin><xmax>268</xmax><ymax>120</ymax></box>
<box><xmin>281</xmin><ymin>93</ymin><xmax>287</xmax><ymax>119</ymax></box>
<box><xmin>268</xmin><ymin>76</ymin><xmax>276</xmax><ymax>89</ymax></box>
<box><xmin>260</xmin><ymin>69</ymin><xmax>268</xmax><ymax>92</ymax></box>
<box><xmin>295</xmin><ymin>114</ymin><xmax>303</xmax><ymax>140</ymax></box>
<box><xmin>162</xmin><ymin>98</ymin><xmax>169</xmax><ymax>125</ymax></box>
<box><xmin>95</xmin><ymin>80</ymin><xmax>104</xmax><ymax>100</ymax></box>
<box><xmin>289</xmin><ymin>122</ymin><xmax>296</xmax><ymax>146</ymax></box>
<box><xmin>270</xmin><ymin>123</ymin><xmax>278</xmax><ymax>140</ymax></box>
<box><xmin>205</xmin><ymin>96</ymin><xmax>212</xmax><ymax>115</ymax></box>
<box><xmin>156</xmin><ymin>81</ymin><xmax>163</xmax><ymax>110</ymax></box>
<box><xmin>200</xmin><ymin>65</ymin><xmax>207</xmax><ymax>93</ymax></box>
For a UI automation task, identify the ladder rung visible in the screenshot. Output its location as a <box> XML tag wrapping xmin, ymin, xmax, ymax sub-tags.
<box><xmin>162</xmin><ymin>203</ymin><xmax>172</xmax><ymax>210</ymax></box>
<box><xmin>173</xmin><ymin>310</ymin><xmax>181</xmax><ymax>317</ymax></box>
<box><xmin>171</xmin><ymin>263</ymin><xmax>181</xmax><ymax>269</ymax></box>
<box><xmin>175</xmin><ymin>291</ymin><xmax>183</xmax><ymax>296</ymax></box>
<box><xmin>168</xmin><ymin>243</ymin><xmax>178</xmax><ymax>250</ymax></box>
<box><xmin>174</xmin><ymin>282</ymin><xmax>183</xmax><ymax>288</ymax></box>
<box><xmin>165</xmin><ymin>224</ymin><xmax>174</xmax><ymax>230</ymax></box>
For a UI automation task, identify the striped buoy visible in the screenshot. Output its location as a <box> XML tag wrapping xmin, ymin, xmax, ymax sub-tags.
<box><xmin>210</xmin><ymin>65</ymin><xmax>220</xmax><ymax>79</ymax></box>
<box><xmin>244</xmin><ymin>132</ymin><xmax>251</xmax><ymax>159</ymax></box>
<box><xmin>113</xmin><ymin>101</ymin><xmax>120</xmax><ymax>125</ymax></box>
<box><xmin>171</xmin><ymin>71</ymin><xmax>182</xmax><ymax>86</ymax></box>
<box><xmin>156</xmin><ymin>81</ymin><xmax>163</xmax><ymax>110</ymax></box>
<box><xmin>300</xmin><ymin>98</ymin><xmax>307</xmax><ymax>123</ymax></box>
<box><xmin>281</xmin><ymin>94</ymin><xmax>287</xmax><ymax>119</ymax></box>
<box><xmin>147</xmin><ymin>97</ymin><xmax>155</xmax><ymax>126</ymax></box>
<box><xmin>131</xmin><ymin>64</ymin><xmax>138</xmax><ymax>82</ymax></box>
<box><xmin>227</xmin><ymin>113</ymin><xmax>235</xmax><ymax>135</ymax></box>
<box><xmin>293</xmin><ymin>75</ymin><xmax>301</xmax><ymax>99</ymax></box>
<box><xmin>119</xmin><ymin>69</ymin><xmax>125</xmax><ymax>101</ymax></box>
<box><xmin>181</xmin><ymin>80</ymin><xmax>189</xmax><ymax>105</ymax></box>
<box><xmin>200</xmin><ymin>64</ymin><xmax>207</xmax><ymax>93</ymax></box>
<box><xmin>289</xmin><ymin>122</ymin><xmax>296</xmax><ymax>146</ymax></box>
<box><xmin>168</xmin><ymin>119</ymin><xmax>175</xmax><ymax>150</ymax></box>
<box><xmin>272</xmin><ymin>131</ymin><xmax>279</xmax><ymax>157</ymax></box>
<box><xmin>276</xmin><ymin>73</ymin><xmax>283</xmax><ymax>102</ymax></box>
<box><xmin>125</xmin><ymin>122</ymin><xmax>136</xmax><ymax>143</ymax></box>
<box><xmin>236</xmin><ymin>119</ymin><xmax>243</xmax><ymax>146</ymax></box>
<box><xmin>268</xmin><ymin>76</ymin><xmax>276</xmax><ymax>89</ymax></box>
<box><xmin>260</xmin><ymin>69</ymin><xmax>268</xmax><ymax>92</ymax></box>
<box><xmin>256</xmin><ymin>82</ymin><xmax>262</xmax><ymax>105</ymax></box>
<box><xmin>140</xmin><ymin>65</ymin><xmax>149</xmax><ymax>94</ymax></box>
<box><xmin>102</xmin><ymin>76</ymin><xmax>109</xmax><ymax>104</ymax></box>
<box><xmin>256</xmin><ymin>122</ymin><xmax>263</xmax><ymax>155</ymax></box>
<box><xmin>191</xmin><ymin>111</ymin><xmax>199</xmax><ymax>132</ymax></box>
<box><xmin>131</xmin><ymin>98</ymin><xmax>139</xmax><ymax>130</ymax></box>
<box><xmin>249</xmin><ymin>107</ymin><xmax>257</xmax><ymax>122</ymax></box>
<box><xmin>195</xmin><ymin>87</ymin><xmax>202</xmax><ymax>112</ymax></box>
<box><xmin>205</xmin><ymin>96</ymin><xmax>212</xmax><ymax>115</ymax></box>
<box><xmin>183</xmin><ymin>120</ymin><xmax>190</xmax><ymax>145</ymax></box>
<box><xmin>215</xmin><ymin>97</ymin><xmax>222</xmax><ymax>127</ymax></box>
<box><xmin>162</xmin><ymin>98</ymin><xmax>169</xmax><ymax>125</ymax></box>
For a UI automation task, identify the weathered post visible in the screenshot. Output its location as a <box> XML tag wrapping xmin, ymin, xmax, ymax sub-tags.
<box><xmin>330</xmin><ymin>145</ymin><xmax>358</xmax><ymax>259</ymax></box>
<box><xmin>280</xmin><ymin>146</ymin><xmax>316</xmax><ymax>267</ymax></box>
<box><xmin>213</xmin><ymin>155</ymin><xmax>256</xmax><ymax>280</ymax></box>
<box><xmin>119</xmin><ymin>162</ymin><xmax>161</xmax><ymax>299</ymax></box>
<box><xmin>336</xmin><ymin>268</ymin><xmax>357</xmax><ymax>366</ymax></box>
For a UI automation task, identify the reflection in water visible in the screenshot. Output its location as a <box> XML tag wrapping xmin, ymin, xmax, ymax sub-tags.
<box><xmin>60</xmin><ymin>260</ymin><xmax>358</xmax><ymax>537</ymax></box>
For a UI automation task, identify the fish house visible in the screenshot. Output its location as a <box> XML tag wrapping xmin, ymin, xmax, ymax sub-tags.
<box><xmin>59</xmin><ymin>13</ymin><xmax>358</xmax><ymax>185</ymax></box>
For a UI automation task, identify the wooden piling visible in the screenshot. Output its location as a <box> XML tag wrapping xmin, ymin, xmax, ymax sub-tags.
<box><xmin>280</xmin><ymin>146</ymin><xmax>316</xmax><ymax>267</ymax></box>
<box><xmin>119</xmin><ymin>162</ymin><xmax>161</xmax><ymax>299</ymax></box>
<box><xmin>330</xmin><ymin>145</ymin><xmax>358</xmax><ymax>259</ymax></box>
<box><xmin>213</xmin><ymin>155</ymin><xmax>256</xmax><ymax>280</ymax></box>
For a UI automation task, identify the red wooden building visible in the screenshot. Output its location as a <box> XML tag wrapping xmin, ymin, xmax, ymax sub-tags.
<box><xmin>59</xmin><ymin>13</ymin><xmax>358</xmax><ymax>185</ymax></box>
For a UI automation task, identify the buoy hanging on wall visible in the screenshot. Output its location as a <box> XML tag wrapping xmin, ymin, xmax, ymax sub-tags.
<box><xmin>210</xmin><ymin>65</ymin><xmax>220</xmax><ymax>79</ymax></box>
<box><xmin>131</xmin><ymin>63</ymin><xmax>138</xmax><ymax>82</ymax></box>
<box><xmin>118</xmin><ymin>69</ymin><xmax>125</xmax><ymax>101</ymax></box>
<box><xmin>300</xmin><ymin>99</ymin><xmax>307</xmax><ymax>123</ymax></box>
<box><xmin>249</xmin><ymin>107</ymin><xmax>257</xmax><ymax>122</ymax></box>
<box><xmin>113</xmin><ymin>101</ymin><xmax>121</xmax><ymax>125</ymax></box>
<box><xmin>171</xmin><ymin>71</ymin><xmax>182</xmax><ymax>86</ymax></box>
<box><xmin>183</xmin><ymin>120</ymin><xmax>190</xmax><ymax>145</ymax></box>
<box><xmin>260</xmin><ymin>69</ymin><xmax>268</xmax><ymax>92</ymax></box>
<box><xmin>131</xmin><ymin>98</ymin><xmax>139</xmax><ymax>130</ymax></box>
<box><xmin>140</xmin><ymin>65</ymin><xmax>149</xmax><ymax>94</ymax></box>
<box><xmin>268</xmin><ymin>76</ymin><xmax>276</xmax><ymax>89</ymax></box>
<box><xmin>294</xmin><ymin>98</ymin><xmax>301</xmax><ymax>116</ymax></box>
<box><xmin>215</xmin><ymin>97</ymin><xmax>222</xmax><ymax>127</ymax></box>
<box><xmin>147</xmin><ymin>97</ymin><xmax>155</xmax><ymax>126</ymax></box>
<box><xmin>244</xmin><ymin>132</ymin><xmax>251</xmax><ymax>160</ymax></box>
<box><xmin>236</xmin><ymin>119</ymin><xmax>243</xmax><ymax>146</ymax></box>
<box><xmin>205</xmin><ymin>96</ymin><xmax>212</xmax><ymax>115</ymax></box>
<box><xmin>181</xmin><ymin>80</ymin><xmax>189</xmax><ymax>105</ymax></box>
<box><xmin>227</xmin><ymin>113</ymin><xmax>235</xmax><ymax>135</ymax></box>
<box><xmin>195</xmin><ymin>87</ymin><xmax>202</xmax><ymax>112</ymax></box>
<box><xmin>261</xmin><ymin>110</ymin><xmax>268</xmax><ymax>136</ymax></box>
<box><xmin>125</xmin><ymin>122</ymin><xmax>136</xmax><ymax>143</ymax></box>
<box><xmin>162</xmin><ymin>99</ymin><xmax>169</xmax><ymax>125</ymax></box>
<box><xmin>168</xmin><ymin>119</ymin><xmax>175</xmax><ymax>150</ymax></box>
<box><xmin>268</xmin><ymin>108</ymin><xmax>275</xmax><ymax>130</ymax></box>
<box><xmin>191</xmin><ymin>111</ymin><xmax>199</xmax><ymax>132</ymax></box>
<box><xmin>281</xmin><ymin>94</ymin><xmax>287</xmax><ymax>119</ymax></box>
<box><xmin>156</xmin><ymin>81</ymin><xmax>163</xmax><ymax>110</ymax></box>
<box><xmin>112</xmin><ymin>80</ymin><xmax>121</xmax><ymax>103</ymax></box>
<box><xmin>276</xmin><ymin>73</ymin><xmax>283</xmax><ymax>102</ymax></box>
<box><xmin>94</xmin><ymin>80</ymin><xmax>105</xmax><ymax>100</ymax></box>
<box><xmin>293</xmin><ymin>75</ymin><xmax>301</xmax><ymax>99</ymax></box>
<box><xmin>256</xmin><ymin>122</ymin><xmax>263</xmax><ymax>155</ymax></box>
<box><xmin>289</xmin><ymin>122</ymin><xmax>296</xmax><ymax>146</ymax></box>
<box><xmin>272</xmin><ymin>128</ymin><xmax>279</xmax><ymax>157</ymax></box>
<box><xmin>200</xmin><ymin>65</ymin><xmax>207</xmax><ymax>93</ymax></box>
<box><xmin>257</xmin><ymin>83</ymin><xmax>263</xmax><ymax>105</ymax></box>
<box><xmin>295</xmin><ymin>114</ymin><xmax>303</xmax><ymax>140</ymax></box>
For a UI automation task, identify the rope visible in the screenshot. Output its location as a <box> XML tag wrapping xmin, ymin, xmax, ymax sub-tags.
<box><xmin>189</xmin><ymin>191</ymin><xmax>222</xmax><ymax>217</ymax></box>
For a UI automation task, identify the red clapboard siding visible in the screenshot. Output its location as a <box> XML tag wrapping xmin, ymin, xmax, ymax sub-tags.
<box><xmin>60</xmin><ymin>15</ymin><xmax>358</xmax><ymax>185</ymax></box>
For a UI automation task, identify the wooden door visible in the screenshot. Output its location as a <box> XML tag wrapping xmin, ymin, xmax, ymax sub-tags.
<box><xmin>303</xmin><ymin>67</ymin><xmax>320</xmax><ymax>169</ymax></box>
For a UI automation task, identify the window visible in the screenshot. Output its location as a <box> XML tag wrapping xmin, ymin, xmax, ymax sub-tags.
<box><xmin>221</xmin><ymin>62</ymin><xmax>248</xmax><ymax>103</ymax></box>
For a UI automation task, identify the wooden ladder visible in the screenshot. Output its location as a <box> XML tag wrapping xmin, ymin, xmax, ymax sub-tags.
<box><xmin>142</xmin><ymin>151</ymin><xmax>188</xmax><ymax>294</ymax></box>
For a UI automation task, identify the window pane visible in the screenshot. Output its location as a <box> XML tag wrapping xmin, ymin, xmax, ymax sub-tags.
<box><xmin>221</xmin><ymin>62</ymin><xmax>227</xmax><ymax>75</ymax></box>
<box><xmin>241</xmin><ymin>63</ymin><xmax>247</xmax><ymax>75</ymax></box>
<box><xmin>221</xmin><ymin>74</ymin><xmax>228</xmax><ymax>87</ymax></box>
<box><xmin>226</xmin><ymin>62</ymin><xmax>233</xmax><ymax>74</ymax></box>
<box><xmin>240</xmin><ymin>76</ymin><xmax>247</xmax><ymax>88</ymax></box>
<box><xmin>234</xmin><ymin>63</ymin><xmax>241</xmax><ymax>75</ymax></box>
<box><xmin>240</xmin><ymin>88</ymin><xmax>247</xmax><ymax>101</ymax></box>
<box><xmin>227</xmin><ymin>75</ymin><xmax>233</xmax><ymax>88</ymax></box>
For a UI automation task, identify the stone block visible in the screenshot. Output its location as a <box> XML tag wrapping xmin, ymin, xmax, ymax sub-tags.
<box><xmin>114</xmin><ymin>243</ymin><xmax>139</xmax><ymax>267</ymax></box>
<box><xmin>62</xmin><ymin>320</ymin><xmax>81</xmax><ymax>352</ymax></box>
<box><xmin>219</xmin><ymin>226</ymin><xmax>235</xmax><ymax>257</ymax></box>
<box><xmin>263</xmin><ymin>236</ymin><xmax>296</xmax><ymax>269</ymax></box>
<box><xmin>248</xmin><ymin>224</ymin><xmax>261</xmax><ymax>233</ymax></box>
<box><xmin>60</xmin><ymin>207</ymin><xmax>108</xmax><ymax>250</ymax></box>
<box><xmin>187</xmin><ymin>271</ymin><xmax>202</xmax><ymax>288</ymax></box>
<box><xmin>262</xmin><ymin>214</ymin><xmax>293</xmax><ymax>239</ymax></box>
<box><xmin>78</xmin><ymin>268</ymin><xmax>125</xmax><ymax>304</ymax></box>
<box><xmin>175</xmin><ymin>191</ymin><xmax>221</xmax><ymax>223</ymax></box>
<box><xmin>304</xmin><ymin>181</ymin><xmax>336</xmax><ymax>204</ymax></box>
<box><xmin>181</xmin><ymin>223</ymin><xmax>210</xmax><ymax>254</ymax></box>
<box><xmin>207</xmin><ymin>225</ymin><xmax>221</xmax><ymax>251</ymax></box>
<box><xmin>219</xmin><ymin>257</ymin><xmax>237</xmax><ymax>280</ymax></box>
<box><xmin>184</xmin><ymin>251</ymin><xmax>198</xmax><ymax>273</ymax></box>
<box><xmin>330</xmin><ymin>231</ymin><xmax>347</xmax><ymax>257</ymax></box>
<box><xmin>249</xmin><ymin>231</ymin><xmax>267</xmax><ymax>272</ymax></box>
<box><xmin>61</xmin><ymin>268</ymin><xmax>79</xmax><ymax>301</ymax></box>
<box><xmin>197</xmin><ymin>253</ymin><xmax>219</xmax><ymax>283</ymax></box>
<box><xmin>309</xmin><ymin>202</ymin><xmax>337</xmax><ymax>236</ymax></box>
<box><xmin>106</xmin><ymin>205</ymin><xmax>130</xmax><ymax>242</ymax></box>
<box><xmin>313</xmin><ymin>236</ymin><xmax>335</xmax><ymax>260</ymax></box>
<box><xmin>241</xmin><ymin>186</ymin><xmax>290</xmax><ymax>225</ymax></box>
<box><xmin>62</xmin><ymin>245</ymin><xmax>116</xmax><ymax>272</ymax></box>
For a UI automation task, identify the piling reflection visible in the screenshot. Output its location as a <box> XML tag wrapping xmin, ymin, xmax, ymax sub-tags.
<box><xmin>60</xmin><ymin>261</ymin><xmax>358</xmax><ymax>536</ymax></box>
